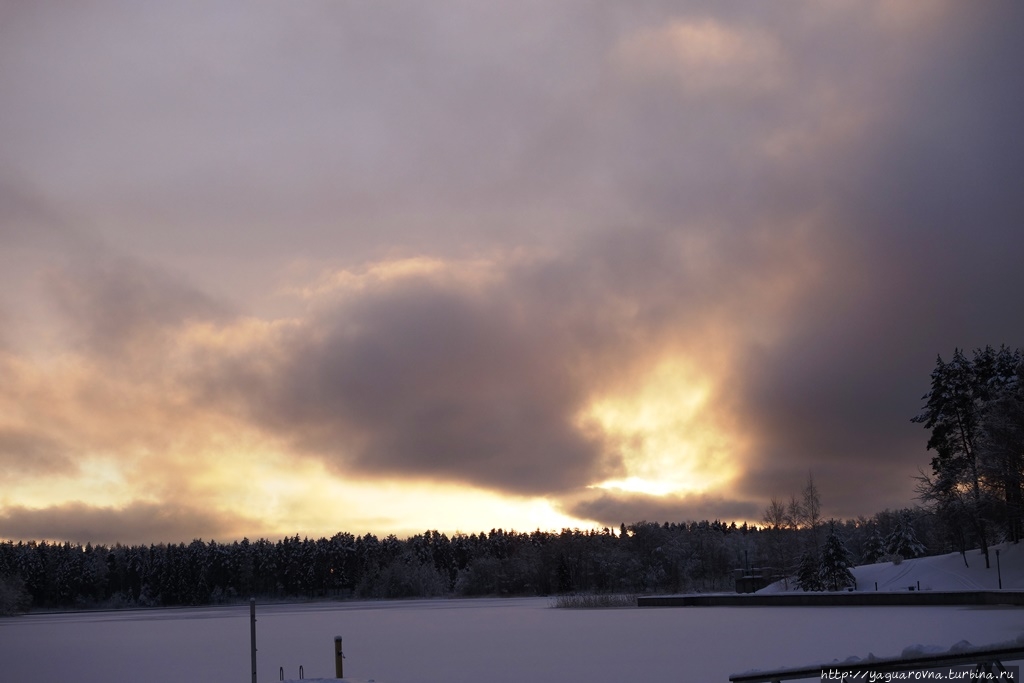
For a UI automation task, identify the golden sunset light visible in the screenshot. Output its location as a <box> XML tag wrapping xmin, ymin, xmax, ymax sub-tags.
<box><xmin>581</xmin><ymin>357</ymin><xmax>741</xmax><ymax>498</ymax></box>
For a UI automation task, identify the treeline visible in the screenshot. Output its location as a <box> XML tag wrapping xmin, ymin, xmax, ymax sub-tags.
<box><xmin>913</xmin><ymin>345</ymin><xmax>1024</xmax><ymax>567</ymax></box>
<box><xmin>0</xmin><ymin>509</ymin><xmax>941</xmax><ymax>614</ymax></box>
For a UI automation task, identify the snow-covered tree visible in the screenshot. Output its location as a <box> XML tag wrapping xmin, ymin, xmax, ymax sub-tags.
<box><xmin>0</xmin><ymin>574</ymin><xmax>30</xmax><ymax>615</ymax></box>
<box><xmin>819</xmin><ymin>522</ymin><xmax>856</xmax><ymax>591</ymax></box>
<box><xmin>912</xmin><ymin>347</ymin><xmax>1024</xmax><ymax>566</ymax></box>
<box><xmin>978</xmin><ymin>350</ymin><xmax>1024</xmax><ymax>543</ymax></box>
<box><xmin>860</xmin><ymin>524</ymin><xmax>886</xmax><ymax>564</ymax></box>
<box><xmin>796</xmin><ymin>547</ymin><xmax>823</xmax><ymax>591</ymax></box>
<box><xmin>885</xmin><ymin>512</ymin><xmax>927</xmax><ymax>560</ymax></box>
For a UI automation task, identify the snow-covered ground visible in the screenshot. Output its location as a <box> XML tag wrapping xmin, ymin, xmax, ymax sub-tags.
<box><xmin>3</xmin><ymin>598</ymin><xmax>1021</xmax><ymax>681</ymax></box>
<box><xmin>1</xmin><ymin>543</ymin><xmax>1021</xmax><ymax>682</ymax></box>
<box><xmin>852</xmin><ymin>541</ymin><xmax>1023</xmax><ymax>592</ymax></box>
<box><xmin>760</xmin><ymin>540</ymin><xmax>1024</xmax><ymax>593</ymax></box>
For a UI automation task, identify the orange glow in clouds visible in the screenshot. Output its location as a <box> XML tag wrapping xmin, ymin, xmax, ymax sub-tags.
<box><xmin>580</xmin><ymin>357</ymin><xmax>743</xmax><ymax>499</ymax></box>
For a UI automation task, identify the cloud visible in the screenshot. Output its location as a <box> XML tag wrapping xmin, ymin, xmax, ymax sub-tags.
<box><xmin>0</xmin><ymin>427</ymin><xmax>75</xmax><ymax>477</ymax></box>
<box><xmin>200</xmin><ymin>257</ymin><xmax>618</xmax><ymax>495</ymax></box>
<box><xmin>0</xmin><ymin>217</ymin><xmax>809</xmax><ymax>532</ymax></box>
<box><xmin>0</xmin><ymin>179</ymin><xmax>74</xmax><ymax>251</ymax></box>
<box><xmin>191</xmin><ymin>217</ymin><xmax>811</xmax><ymax>499</ymax></box>
<box><xmin>719</xmin><ymin>2</ymin><xmax>1024</xmax><ymax>514</ymax></box>
<box><xmin>43</xmin><ymin>258</ymin><xmax>226</xmax><ymax>359</ymax></box>
<box><xmin>612</xmin><ymin>18</ymin><xmax>788</xmax><ymax>97</ymax></box>
<box><xmin>1</xmin><ymin>2</ymin><xmax>1023</xmax><ymax>539</ymax></box>
<box><xmin>0</xmin><ymin>178</ymin><xmax>109</xmax><ymax>351</ymax></box>
<box><xmin>0</xmin><ymin>501</ymin><xmax>260</xmax><ymax>546</ymax></box>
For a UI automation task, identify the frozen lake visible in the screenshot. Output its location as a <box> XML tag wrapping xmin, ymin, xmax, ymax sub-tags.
<box><xmin>1</xmin><ymin>597</ymin><xmax>1022</xmax><ymax>682</ymax></box>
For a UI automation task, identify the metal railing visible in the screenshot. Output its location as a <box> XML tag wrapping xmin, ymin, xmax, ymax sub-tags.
<box><xmin>730</xmin><ymin>644</ymin><xmax>1024</xmax><ymax>682</ymax></box>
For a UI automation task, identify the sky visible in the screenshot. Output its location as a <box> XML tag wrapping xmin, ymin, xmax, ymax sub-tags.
<box><xmin>1</xmin><ymin>1</ymin><xmax>1023</xmax><ymax>545</ymax></box>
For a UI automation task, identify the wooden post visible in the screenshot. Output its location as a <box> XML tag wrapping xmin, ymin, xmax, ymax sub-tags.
<box><xmin>334</xmin><ymin>635</ymin><xmax>344</xmax><ymax>678</ymax></box>
<box><xmin>250</xmin><ymin>598</ymin><xmax>258</xmax><ymax>683</ymax></box>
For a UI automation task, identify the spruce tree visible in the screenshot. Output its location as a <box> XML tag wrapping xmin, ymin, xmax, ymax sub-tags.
<box><xmin>819</xmin><ymin>522</ymin><xmax>856</xmax><ymax>591</ymax></box>
<box><xmin>796</xmin><ymin>547</ymin><xmax>823</xmax><ymax>591</ymax></box>
<box><xmin>885</xmin><ymin>512</ymin><xmax>927</xmax><ymax>560</ymax></box>
<box><xmin>860</xmin><ymin>524</ymin><xmax>886</xmax><ymax>564</ymax></box>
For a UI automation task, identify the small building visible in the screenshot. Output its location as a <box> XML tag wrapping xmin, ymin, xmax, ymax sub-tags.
<box><xmin>734</xmin><ymin>567</ymin><xmax>778</xmax><ymax>593</ymax></box>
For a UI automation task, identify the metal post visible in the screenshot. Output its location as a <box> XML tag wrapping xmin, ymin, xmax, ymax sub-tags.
<box><xmin>996</xmin><ymin>549</ymin><xmax>1002</xmax><ymax>589</ymax></box>
<box><xmin>250</xmin><ymin>598</ymin><xmax>258</xmax><ymax>683</ymax></box>
<box><xmin>334</xmin><ymin>635</ymin><xmax>344</xmax><ymax>678</ymax></box>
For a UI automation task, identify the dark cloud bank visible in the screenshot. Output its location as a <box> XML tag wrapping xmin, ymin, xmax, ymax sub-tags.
<box><xmin>0</xmin><ymin>502</ymin><xmax>257</xmax><ymax>547</ymax></box>
<box><xmin>201</xmin><ymin>229</ymin><xmax>751</xmax><ymax>497</ymax></box>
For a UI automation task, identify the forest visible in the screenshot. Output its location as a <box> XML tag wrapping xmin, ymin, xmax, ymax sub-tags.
<box><xmin>1</xmin><ymin>345</ymin><xmax>1020</xmax><ymax>614</ymax></box>
<box><xmin>0</xmin><ymin>507</ymin><xmax>933</xmax><ymax>614</ymax></box>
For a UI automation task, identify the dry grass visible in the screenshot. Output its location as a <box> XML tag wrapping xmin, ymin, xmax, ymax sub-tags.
<box><xmin>550</xmin><ymin>593</ymin><xmax>638</xmax><ymax>609</ymax></box>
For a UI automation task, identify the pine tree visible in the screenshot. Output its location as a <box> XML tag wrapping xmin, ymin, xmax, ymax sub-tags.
<box><xmin>819</xmin><ymin>522</ymin><xmax>856</xmax><ymax>591</ymax></box>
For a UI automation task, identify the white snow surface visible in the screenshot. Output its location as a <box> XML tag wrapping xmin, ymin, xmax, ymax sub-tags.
<box><xmin>1</xmin><ymin>542</ymin><xmax>1021</xmax><ymax>682</ymax></box>
<box><xmin>759</xmin><ymin>540</ymin><xmax>1024</xmax><ymax>593</ymax></box>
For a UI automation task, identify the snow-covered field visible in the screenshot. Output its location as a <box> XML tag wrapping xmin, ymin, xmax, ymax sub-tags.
<box><xmin>1</xmin><ymin>543</ymin><xmax>1021</xmax><ymax>682</ymax></box>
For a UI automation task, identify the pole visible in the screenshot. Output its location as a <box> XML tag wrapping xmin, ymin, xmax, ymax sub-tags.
<box><xmin>996</xmin><ymin>549</ymin><xmax>1002</xmax><ymax>589</ymax></box>
<box><xmin>334</xmin><ymin>635</ymin><xmax>344</xmax><ymax>678</ymax></box>
<box><xmin>250</xmin><ymin>598</ymin><xmax>258</xmax><ymax>683</ymax></box>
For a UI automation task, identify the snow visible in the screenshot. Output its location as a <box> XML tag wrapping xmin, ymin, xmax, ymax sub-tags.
<box><xmin>739</xmin><ymin>631</ymin><xmax>1024</xmax><ymax>676</ymax></box>
<box><xmin>912</xmin><ymin>633</ymin><xmax>1024</xmax><ymax>656</ymax></box>
<box><xmin>899</xmin><ymin>643</ymin><xmax>949</xmax><ymax>657</ymax></box>
<box><xmin>1</xmin><ymin>543</ymin><xmax>1022</xmax><ymax>682</ymax></box>
<box><xmin>759</xmin><ymin>540</ymin><xmax>1024</xmax><ymax>593</ymax></box>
